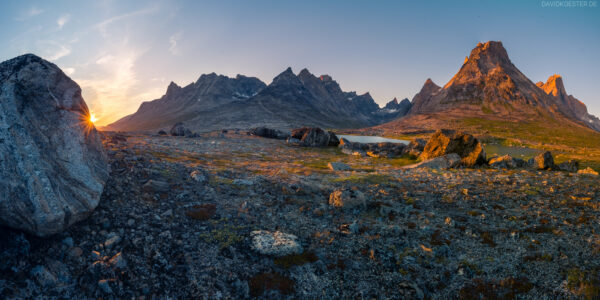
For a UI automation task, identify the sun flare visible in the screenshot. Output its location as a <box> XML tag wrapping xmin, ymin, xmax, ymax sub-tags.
<box><xmin>89</xmin><ymin>113</ymin><xmax>97</xmax><ymax>124</ymax></box>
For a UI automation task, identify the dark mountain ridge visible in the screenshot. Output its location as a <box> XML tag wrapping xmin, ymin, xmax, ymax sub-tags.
<box><xmin>106</xmin><ymin>68</ymin><xmax>410</xmax><ymax>132</ymax></box>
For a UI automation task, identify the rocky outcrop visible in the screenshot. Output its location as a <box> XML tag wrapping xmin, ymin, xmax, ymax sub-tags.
<box><xmin>528</xmin><ymin>151</ymin><xmax>555</xmax><ymax>170</ymax></box>
<box><xmin>249</xmin><ymin>127</ymin><xmax>290</xmax><ymax>140</ymax></box>
<box><xmin>488</xmin><ymin>155</ymin><xmax>525</xmax><ymax>169</ymax></box>
<box><xmin>557</xmin><ymin>160</ymin><xmax>579</xmax><ymax>173</ymax></box>
<box><xmin>419</xmin><ymin>130</ymin><xmax>486</xmax><ymax>167</ymax></box>
<box><xmin>402</xmin><ymin>138</ymin><xmax>427</xmax><ymax>157</ymax></box>
<box><xmin>0</xmin><ymin>54</ymin><xmax>109</xmax><ymax>237</ymax></box>
<box><xmin>403</xmin><ymin>153</ymin><xmax>461</xmax><ymax>169</ymax></box>
<box><xmin>169</xmin><ymin>122</ymin><xmax>192</xmax><ymax>136</ymax></box>
<box><xmin>338</xmin><ymin>138</ymin><xmax>407</xmax><ymax>158</ymax></box>
<box><xmin>291</xmin><ymin>127</ymin><xmax>339</xmax><ymax>147</ymax></box>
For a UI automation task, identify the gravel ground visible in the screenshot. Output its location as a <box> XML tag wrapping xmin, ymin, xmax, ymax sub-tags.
<box><xmin>1</xmin><ymin>131</ymin><xmax>599</xmax><ymax>299</ymax></box>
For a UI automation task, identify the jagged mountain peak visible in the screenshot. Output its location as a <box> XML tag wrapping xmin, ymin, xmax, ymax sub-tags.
<box><xmin>166</xmin><ymin>81</ymin><xmax>181</xmax><ymax>95</ymax></box>
<box><xmin>422</xmin><ymin>78</ymin><xmax>441</xmax><ymax>93</ymax></box>
<box><xmin>537</xmin><ymin>74</ymin><xmax>567</xmax><ymax>98</ymax></box>
<box><xmin>271</xmin><ymin>67</ymin><xmax>302</xmax><ymax>86</ymax></box>
<box><xmin>444</xmin><ymin>41</ymin><xmax>515</xmax><ymax>88</ymax></box>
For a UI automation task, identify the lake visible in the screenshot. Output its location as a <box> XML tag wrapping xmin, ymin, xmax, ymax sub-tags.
<box><xmin>338</xmin><ymin>135</ymin><xmax>409</xmax><ymax>144</ymax></box>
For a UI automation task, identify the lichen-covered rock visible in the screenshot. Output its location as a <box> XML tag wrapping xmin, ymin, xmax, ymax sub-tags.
<box><xmin>528</xmin><ymin>151</ymin><xmax>554</xmax><ymax>170</ymax></box>
<box><xmin>329</xmin><ymin>189</ymin><xmax>367</xmax><ymax>209</ymax></box>
<box><xmin>0</xmin><ymin>54</ymin><xmax>109</xmax><ymax>237</ymax></box>
<box><xmin>577</xmin><ymin>167</ymin><xmax>598</xmax><ymax>176</ymax></box>
<box><xmin>488</xmin><ymin>155</ymin><xmax>525</xmax><ymax>169</ymax></box>
<box><xmin>250</xmin><ymin>230</ymin><xmax>302</xmax><ymax>257</ymax></box>
<box><xmin>419</xmin><ymin>130</ymin><xmax>486</xmax><ymax>167</ymax></box>
<box><xmin>403</xmin><ymin>153</ymin><xmax>461</xmax><ymax>169</ymax></box>
<box><xmin>291</xmin><ymin>127</ymin><xmax>339</xmax><ymax>147</ymax></box>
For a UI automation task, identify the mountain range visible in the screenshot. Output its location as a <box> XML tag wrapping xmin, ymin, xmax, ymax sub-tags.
<box><xmin>106</xmin><ymin>68</ymin><xmax>409</xmax><ymax>132</ymax></box>
<box><xmin>87</xmin><ymin>40</ymin><xmax>600</xmax><ymax>136</ymax></box>
<box><xmin>374</xmin><ymin>41</ymin><xmax>600</xmax><ymax>134</ymax></box>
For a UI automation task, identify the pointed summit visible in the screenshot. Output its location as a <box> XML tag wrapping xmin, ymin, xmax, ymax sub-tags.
<box><xmin>537</xmin><ymin>74</ymin><xmax>567</xmax><ymax>98</ymax></box>
<box><xmin>166</xmin><ymin>81</ymin><xmax>181</xmax><ymax>95</ymax></box>
<box><xmin>271</xmin><ymin>67</ymin><xmax>302</xmax><ymax>86</ymax></box>
<box><xmin>409</xmin><ymin>78</ymin><xmax>442</xmax><ymax>114</ymax></box>
<box><xmin>444</xmin><ymin>41</ymin><xmax>515</xmax><ymax>88</ymax></box>
<box><xmin>386</xmin><ymin>97</ymin><xmax>399</xmax><ymax>107</ymax></box>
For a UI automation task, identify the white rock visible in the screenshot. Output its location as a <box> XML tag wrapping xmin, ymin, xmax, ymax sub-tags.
<box><xmin>250</xmin><ymin>230</ymin><xmax>302</xmax><ymax>257</ymax></box>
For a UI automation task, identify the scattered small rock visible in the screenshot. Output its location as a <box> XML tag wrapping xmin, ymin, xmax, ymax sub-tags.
<box><xmin>109</xmin><ymin>252</ymin><xmax>127</xmax><ymax>269</ymax></box>
<box><xmin>142</xmin><ymin>180</ymin><xmax>170</xmax><ymax>193</ymax></box>
<box><xmin>98</xmin><ymin>279</ymin><xmax>113</xmax><ymax>294</ymax></box>
<box><xmin>190</xmin><ymin>170</ymin><xmax>207</xmax><ymax>183</ymax></box>
<box><xmin>104</xmin><ymin>235</ymin><xmax>121</xmax><ymax>249</ymax></box>
<box><xmin>30</xmin><ymin>265</ymin><xmax>57</xmax><ymax>288</ymax></box>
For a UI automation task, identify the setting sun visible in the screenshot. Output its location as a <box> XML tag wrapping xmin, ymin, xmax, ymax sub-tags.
<box><xmin>89</xmin><ymin>113</ymin><xmax>97</xmax><ymax>124</ymax></box>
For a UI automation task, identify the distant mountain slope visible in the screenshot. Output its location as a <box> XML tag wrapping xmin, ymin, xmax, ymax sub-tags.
<box><xmin>374</xmin><ymin>41</ymin><xmax>600</xmax><ymax>135</ymax></box>
<box><xmin>106</xmin><ymin>68</ymin><xmax>410</xmax><ymax>132</ymax></box>
<box><xmin>106</xmin><ymin>73</ymin><xmax>266</xmax><ymax>131</ymax></box>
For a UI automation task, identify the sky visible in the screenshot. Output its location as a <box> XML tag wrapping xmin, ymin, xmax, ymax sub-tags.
<box><xmin>1</xmin><ymin>0</ymin><xmax>599</xmax><ymax>126</ymax></box>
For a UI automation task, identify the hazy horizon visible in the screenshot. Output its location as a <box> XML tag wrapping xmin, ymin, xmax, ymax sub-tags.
<box><xmin>1</xmin><ymin>0</ymin><xmax>599</xmax><ymax>126</ymax></box>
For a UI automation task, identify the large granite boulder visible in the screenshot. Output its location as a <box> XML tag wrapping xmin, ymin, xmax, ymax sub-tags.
<box><xmin>0</xmin><ymin>54</ymin><xmax>109</xmax><ymax>237</ymax></box>
<box><xmin>419</xmin><ymin>129</ymin><xmax>486</xmax><ymax>167</ymax></box>
<box><xmin>291</xmin><ymin>127</ymin><xmax>339</xmax><ymax>147</ymax></box>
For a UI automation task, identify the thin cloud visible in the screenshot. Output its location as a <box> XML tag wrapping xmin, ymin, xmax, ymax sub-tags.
<box><xmin>94</xmin><ymin>5</ymin><xmax>159</xmax><ymax>37</ymax></box>
<box><xmin>47</xmin><ymin>44</ymin><xmax>71</xmax><ymax>61</ymax></box>
<box><xmin>57</xmin><ymin>14</ymin><xmax>71</xmax><ymax>29</ymax></box>
<box><xmin>15</xmin><ymin>6</ymin><xmax>43</xmax><ymax>21</ymax></box>
<box><xmin>169</xmin><ymin>31</ymin><xmax>182</xmax><ymax>55</ymax></box>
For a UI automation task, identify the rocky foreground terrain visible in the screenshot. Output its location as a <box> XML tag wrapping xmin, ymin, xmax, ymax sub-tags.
<box><xmin>1</xmin><ymin>131</ymin><xmax>599</xmax><ymax>299</ymax></box>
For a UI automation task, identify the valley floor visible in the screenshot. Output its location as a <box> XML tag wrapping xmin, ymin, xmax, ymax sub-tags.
<box><xmin>1</xmin><ymin>131</ymin><xmax>599</xmax><ymax>299</ymax></box>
